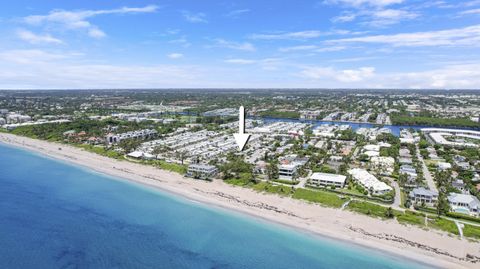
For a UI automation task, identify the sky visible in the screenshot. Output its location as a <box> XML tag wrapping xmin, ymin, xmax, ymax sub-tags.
<box><xmin>0</xmin><ymin>0</ymin><xmax>480</xmax><ymax>89</ymax></box>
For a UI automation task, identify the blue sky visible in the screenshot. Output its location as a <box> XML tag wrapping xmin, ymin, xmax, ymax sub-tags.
<box><xmin>0</xmin><ymin>0</ymin><xmax>480</xmax><ymax>89</ymax></box>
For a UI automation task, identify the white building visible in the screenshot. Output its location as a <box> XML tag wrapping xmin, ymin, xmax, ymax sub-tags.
<box><xmin>309</xmin><ymin>172</ymin><xmax>347</xmax><ymax>188</ymax></box>
<box><xmin>127</xmin><ymin>151</ymin><xmax>155</xmax><ymax>160</ymax></box>
<box><xmin>437</xmin><ymin>162</ymin><xmax>452</xmax><ymax>171</ymax></box>
<box><xmin>370</xmin><ymin>156</ymin><xmax>395</xmax><ymax>176</ymax></box>
<box><xmin>186</xmin><ymin>164</ymin><xmax>218</xmax><ymax>179</ymax></box>
<box><xmin>278</xmin><ymin>155</ymin><xmax>308</xmax><ymax>181</ymax></box>
<box><xmin>279</xmin><ymin>163</ymin><xmax>299</xmax><ymax>181</ymax></box>
<box><xmin>106</xmin><ymin>129</ymin><xmax>157</xmax><ymax>144</ymax></box>
<box><xmin>422</xmin><ymin>128</ymin><xmax>480</xmax><ymax>148</ymax></box>
<box><xmin>348</xmin><ymin>168</ymin><xmax>392</xmax><ymax>195</ymax></box>
<box><xmin>6</xmin><ymin>113</ymin><xmax>31</xmax><ymax>124</ymax></box>
<box><xmin>448</xmin><ymin>193</ymin><xmax>480</xmax><ymax>216</ymax></box>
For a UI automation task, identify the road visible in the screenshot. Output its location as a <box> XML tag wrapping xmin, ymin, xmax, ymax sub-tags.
<box><xmin>416</xmin><ymin>145</ymin><xmax>438</xmax><ymax>192</ymax></box>
<box><xmin>386</xmin><ymin>176</ymin><xmax>402</xmax><ymax>209</ymax></box>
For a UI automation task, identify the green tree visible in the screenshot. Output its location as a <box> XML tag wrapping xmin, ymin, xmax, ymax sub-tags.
<box><xmin>267</xmin><ymin>161</ymin><xmax>279</xmax><ymax>180</ymax></box>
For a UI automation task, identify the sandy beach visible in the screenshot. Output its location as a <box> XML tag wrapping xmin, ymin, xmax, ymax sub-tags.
<box><xmin>1</xmin><ymin>132</ymin><xmax>479</xmax><ymax>269</ymax></box>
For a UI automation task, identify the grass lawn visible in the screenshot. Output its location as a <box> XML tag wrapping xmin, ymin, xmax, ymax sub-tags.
<box><xmin>76</xmin><ymin>144</ymin><xmax>124</xmax><ymax>159</ymax></box>
<box><xmin>400</xmin><ymin>191</ymin><xmax>407</xmax><ymax>208</ymax></box>
<box><xmin>337</xmin><ymin>187</ymin><xmax>366</xmax><ymax>196</ymax></box>
<box><xmin>346</xmin><ymin>201</ymin><xmax>400</xmax><ymax>219</ymax></box>
<box><xmin>428</xmin><ymin>218</ymin><xmax>459</xmax><ymax>235</ymax></box>
<box><xmin>463</xmin><ymin>224</ymin><xmax>480</xmax><ymax>240</ymax></box>
<box><xmin>155</xmin><ymin>160</ymin><xmax>187</xmax><ymax>174</ymax></box>
<box><xmin>292</xmin><ymin>188</ymin><xmax>347</xmax><ymax>208</ymax></box>
<box><xmin>396</xmin><ymin>211</ymin><xmax>425</xmax><ymax>226</ymax></box>
<box><xmin>251</xmin><ymin>181</ymin><xmax>294</xmax><ymax>195</ymax></box>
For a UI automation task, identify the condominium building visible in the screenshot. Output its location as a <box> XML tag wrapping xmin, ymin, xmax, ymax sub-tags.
<box><xmin>186</xmin><ymin>164</ymin><xmax>218</xmax><ymax>180</ymax></box>
<box><xmin>106</xmin><ymin>129</ymin><xmax>157</xmax><ymax>144</ymax></box>
<box><xmin>348</xmin><ymin>168</ymin><xmax>392</xmax><ymax>195</ymax></box>
<box><xmin>309</xmin><ymin>172</ymin><xmax>346</xmax><ymax>188</ymax></box>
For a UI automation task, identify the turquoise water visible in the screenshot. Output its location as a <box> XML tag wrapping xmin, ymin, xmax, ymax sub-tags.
<box><xmin>0</xmin><ymin>143</ymin><xmax>433</xmax><ymax>269</ymax></box>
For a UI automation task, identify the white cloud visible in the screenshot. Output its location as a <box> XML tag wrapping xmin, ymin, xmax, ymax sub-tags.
<box><xmin>87</xmin><ymin>28</ymin><xmax>106</xmax><ymax>38</ymax></box>
<box><xmin>0</xmin><ymin>49</ymin><xmax>202</xmax><ymax>89</ymax></box>
<box><xmin>16</xmin><ymin>29</ymin><xmax>63</xmax><ymax>44</ymax></box>
<box><xmin>250</xmin><ymin>30</ymin><xmax>323</xmax><ymax>40</ymax></box>
<box><xmin>278</xmin><ymin>45</ymin><xmax>346</xmax><ymax>52</ymax></box>
<box><xmin>460</xmin><ymin>8</ymin><xmax>480</xmax><ymax>15</ymax></box>
<box><xmin>2</xmin><ymin>49</ymin><xmax>480</xmax><ymax>89</ymax></box>
<box><xmin>224</xmin><ymin>58</ymin><xmax>283</xmax><ymax>70</ymax></box>
<box><xmin>167</xmin><ymin>53</ymin><xmax>184</xmax><ymax>59</ymax></box>
<box><xmin>300</xmin><ymin>66</ymin><xmax>375</xmax><ymax>82</ymax></box>
<box><xmin>332</xmin><ymin>13</ymin><xmax>357</xmax><ymax>22</ymax></box>
<box><xmin>0</xmin><ymin>49</ymin><xmax>70</xmax><ymax>64</ymax></box>
<box><xmin>212</xmin><ymin>39</ymin><xmax>256</xmax><ymax>51</ymax></box>
<box><xmin>225</xmin><ymin>9</ymin><xmax>250</xmax><ymax>17</ymax></box>
<box><xmin>224</xmin><ymin>59</ymin><xmax>257</xmax><ymax>64</ymax></box>
<box><xmin>329</xmin><ymin>24</ymin><xmax>480</xmax><ymax>47</ymax></box>
<box><xmin>366</xmin><ymin>9</ymin><xmax>419</xmax><ymax>26</ymax></box>
<box><xmin>168</xmin><ymin>36</ymin><xmax>191</xmax><ymax>48</ymax></box>
<box><xmin>23</xmin><ymin>5</ymin><xmax>158</xmax><ymax>38</ymax></box>
<box><xmin>379</xmin><ymin>64</ymin><xmax>480</xmax><ymax>88</ymax></box>
<box><xmin>182</xmin><ymin>11</ymin><xmax>207</xmax><ymax>23</ymax></box>
<box><xmin>278</xmin><ymin>45</ymin><xmax>319</xmax><ymax>52</ymax></box>
<box><xmin>324</xmin><ymin>0</ymin><xmax>404</xmax><ymax>7</ymax></box>
<box><xmin>332</xmin><ymin>8</ymin><xmax>418</xmax><ymax>26</ymax></box>
<box><xmin>298</xmin><ymin>64</ymin><xmax>480</xmax><ymax>89</ymax></box>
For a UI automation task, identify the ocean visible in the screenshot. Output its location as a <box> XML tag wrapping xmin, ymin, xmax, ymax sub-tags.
<box><xmin>0</xmin><ymin>143</ymin><xmax>433</xmax><ymax>269</ymax></box>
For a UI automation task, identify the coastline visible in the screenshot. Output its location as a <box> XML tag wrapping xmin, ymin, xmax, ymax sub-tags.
<box><xmin>1</xmin><ymin>133</ymin><xmax>479</xmax><ymax>268</ymax></box>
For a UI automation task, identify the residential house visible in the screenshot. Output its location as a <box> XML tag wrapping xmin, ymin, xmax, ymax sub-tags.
<box><xmin>448</xmin><ymin>193</ymin><xmax>480</xmax><ymax>216</ymax></box>
<box><xmin>409</xmin><ymin>187</ymin><xmax>438</xmax><ymax>205</ymax></box>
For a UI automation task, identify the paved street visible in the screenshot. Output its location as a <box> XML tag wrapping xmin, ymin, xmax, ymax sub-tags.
<box><xmin>416</xmin><ymin>145</ymin><xmax>438</xmax><ymax>192</ymax></box>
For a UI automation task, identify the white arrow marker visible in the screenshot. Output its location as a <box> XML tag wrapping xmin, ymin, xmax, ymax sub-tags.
<box><xmin>233</xmin><ymin>106</ymin><xmax>251</xmax><ymax>151</ymax></box>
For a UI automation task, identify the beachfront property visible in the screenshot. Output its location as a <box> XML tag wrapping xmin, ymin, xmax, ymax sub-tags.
<box><xmin>106</xmin><ymin>129</ymin><xmax>158</xmax><ymax>144</ymax></box>
<box><xmin>186</xmin><ymin>164</ymin><xmax>218</xmax><ymax>180</ymax></box>
<box><xmin>5</xmin><ymin>112</ymin><xmax>31</xmax><ymax>124</ymax></box>
<box><xmin>3</xmin><ymin>119</ymin><xmax>71</xmax><ymax>130</ymax></box>
<box><xmin>409</xmin><ymin>187</ymin><xmax>438</xmax><ymax>205</ymax></box>
<box><xmin>447</xmin><ymin>193</ymin><xmax>480</xmax><ymax>216</ymax></box>
<box><xmin>422</xmin><ymin>128</ymin><xmax>480</xmax><ymax>148</ymax></box>
<box><xmin>278</xmin><ymin>155</ymin><xmax>309</xmax><ymax>181</ymax></box>
<box><xmin>309</xmin><ymin>172</ymin><xmax>347</xmax><ymax>188</ymax></box>
<box><xmin>348</xmin><ymin>168</ymin><xmax>392</xmax><ymax>195</ymax></box>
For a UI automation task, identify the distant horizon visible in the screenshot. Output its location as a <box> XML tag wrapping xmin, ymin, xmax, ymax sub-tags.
<box><xmin>1</xmin><ymin>88</ymin><xmax>480</xmax><ymax>92</ymax></box>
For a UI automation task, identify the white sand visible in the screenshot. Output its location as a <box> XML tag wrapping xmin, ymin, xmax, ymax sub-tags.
<box><xmin>1</xmin><ymin>132</ymin><xmax>479</xmax><ymax>269</ymax></box>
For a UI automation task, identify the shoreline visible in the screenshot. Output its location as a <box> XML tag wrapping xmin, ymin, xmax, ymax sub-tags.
<box><xmin>1</xmin><ymin>133</ymin><xmax>479</xmax><ymax>268</ymax></box>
